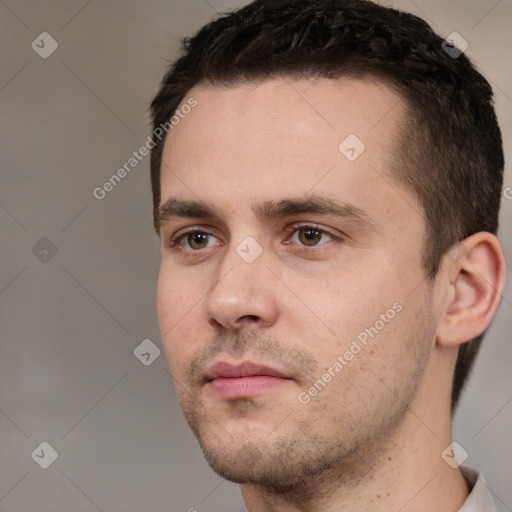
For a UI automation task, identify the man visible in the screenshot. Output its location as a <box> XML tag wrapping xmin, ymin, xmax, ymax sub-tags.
<box><xmin>150</xmin><ymin>0</ymin><xmax>507</xmax><ymax>510</ymax></box>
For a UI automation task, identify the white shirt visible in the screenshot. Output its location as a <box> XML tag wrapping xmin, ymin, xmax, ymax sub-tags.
<box><xmin>236</xmin><ymin>466</ymin><xmax>497</xmax><ymax>511</ymax></box>
<box><xmin>459</xmin><ymin>467</ymin><xmax>497</xmax><ymax>512</ymax></box>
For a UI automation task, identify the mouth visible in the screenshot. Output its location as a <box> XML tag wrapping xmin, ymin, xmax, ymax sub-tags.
<box><xmin>204</xmin><ymin>361</ymin><xmax>294</xmax><ymax>399</ymax></box>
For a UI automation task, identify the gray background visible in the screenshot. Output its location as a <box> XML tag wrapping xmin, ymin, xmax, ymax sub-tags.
<box><xmin>0</xmin><ymin>0</ymin><xmax>511</xmax><ymax>511</ymax></box>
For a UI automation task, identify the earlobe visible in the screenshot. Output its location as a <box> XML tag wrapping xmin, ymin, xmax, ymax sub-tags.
<box><xmin>437</xmin><ymin>232</ymin><xmax>507</xmax><ymax>348</ymax></box>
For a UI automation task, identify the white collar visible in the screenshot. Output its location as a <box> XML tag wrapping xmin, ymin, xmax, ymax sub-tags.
<box><xmin>459</xmin><ymin>467</ymin><xmax>497</xmax><ymax>512</ymax></box>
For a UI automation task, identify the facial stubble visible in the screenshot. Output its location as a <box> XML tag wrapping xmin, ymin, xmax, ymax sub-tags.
<box><xmin>172</xmin><ymin>311</ymin><xmax>434</xmax><ymax>495</ymax></box>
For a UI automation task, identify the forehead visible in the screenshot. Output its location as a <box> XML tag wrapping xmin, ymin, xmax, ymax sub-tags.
<box><xmin>159</xmin><ymin>77</ymin><xmax>420</xmax><ymax>230</ymax></box>
<box><xmin>169</xmin><ymin>77</ymin><xmax>403</xmax><ymax>152</ymax></box>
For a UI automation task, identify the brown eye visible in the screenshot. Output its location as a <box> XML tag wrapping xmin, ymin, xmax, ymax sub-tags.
<box><xmin>168</xmin><ymin>228</ymin><xmax>223</xmax><ymax>254</ymax></box>
<box><xmin>298</xmin><ymin>228</ymin><xmax>323</xmax><ymax>246</ymax></box>
<box><xmin>289</xmin><ymin>226</ymin><xmax>334</xmax><ymax>247</ymax></box>
<box><xmin>184</xmin><ymin>232</ymin><xmax>211</xmax><ymax>250</ymax></box>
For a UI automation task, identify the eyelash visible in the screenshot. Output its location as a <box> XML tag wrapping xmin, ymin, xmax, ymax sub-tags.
<box><xmin>166</xmin><ymin>223</ymin><xmax>341</xmax><ymax>255</ymax></box>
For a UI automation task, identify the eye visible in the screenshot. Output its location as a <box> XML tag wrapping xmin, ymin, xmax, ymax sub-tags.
<box><xmin>287</xmin><ymin>226</ymin><xmax>335</xmax><ymax>247</ymax></box>
<box><xmin>169</xmin><ymin>230</ymin><xmax>222</xmax><ymax>251</ymax></box>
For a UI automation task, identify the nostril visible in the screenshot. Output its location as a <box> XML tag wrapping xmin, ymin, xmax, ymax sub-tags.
<box><xmin>238</xmin><ymin>315</ymin><xmax>260</xmax><ymax>323</ymax></box>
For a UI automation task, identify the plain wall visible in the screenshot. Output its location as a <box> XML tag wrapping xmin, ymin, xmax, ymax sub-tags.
<box><xmin>0</xmin><ymin>0</ymin><xmax>511</xmax><ymax>510</ymax></box>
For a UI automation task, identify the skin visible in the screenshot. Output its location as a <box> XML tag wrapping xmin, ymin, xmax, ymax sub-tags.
<box><xmin>156</xmin><ymin>77</ymin><xmax>506</xmax><ymax>511</ymax></box>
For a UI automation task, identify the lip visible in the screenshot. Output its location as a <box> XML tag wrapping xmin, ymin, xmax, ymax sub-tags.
<box><xmin>205</xmin><ymin>361</ymin><xmax>293</xmax><ymax>399</ymax></box>
<box><xmin>206</xmin><ymin>361</ymin><xmax>289</xmax><ymax>380</ymax></box>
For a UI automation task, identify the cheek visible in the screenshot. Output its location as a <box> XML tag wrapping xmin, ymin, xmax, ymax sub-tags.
<box><xmin>300</xmin><ymin>275</ymin><xmax>419</xmax><ymax>383</ymax></box>
<box><xmin>157</xmin><ymin>264</ymin><xmax>199</xmax><ymax>370</ymax></box>
<box><xmin>318</xmin><ymin>296</ymin><xmax>432</xmax><ymax>425</ymax></box>
<box><xmin>157</xmin><ymin>261</ymin><xmax>201</xmax><ymax>322</ymax></box>
<box><xmin>288</xmin><ymin>267</ymin><xmax>395</xmax><ymax>340</ymax></box>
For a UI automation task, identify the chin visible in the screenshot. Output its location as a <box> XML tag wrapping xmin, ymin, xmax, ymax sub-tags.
<box><xmin>203</xmin><ymin>449</ymin><xmax>304</xmax><ymax>492</ymax></box>
<box><xmin>195</xmin><ymin>428</ymin><xmax>346</xmax><ymax>494</ymax></box>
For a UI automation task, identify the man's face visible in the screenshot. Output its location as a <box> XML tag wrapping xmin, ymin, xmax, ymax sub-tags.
<box><xmin>157</xmin><ymin>78</ymin><xmax>438</xmax><ymax>489</ymax></box>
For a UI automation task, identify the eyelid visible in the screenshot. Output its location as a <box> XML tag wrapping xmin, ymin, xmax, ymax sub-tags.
<box><xmin>166</xmin><ymin>225</ymin><xmax>224</xmax><ymax>249</ymax></box>
<box><xmin>283</xmin><ymin>222</ymin><xmax>343</xmax><ymax>242</ymax></box>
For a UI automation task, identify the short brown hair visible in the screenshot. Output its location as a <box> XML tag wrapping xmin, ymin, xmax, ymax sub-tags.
<box><xmin>149</xmin><ymin>0</ymin><xmax>504</xmax><ymax>410</ymax></box>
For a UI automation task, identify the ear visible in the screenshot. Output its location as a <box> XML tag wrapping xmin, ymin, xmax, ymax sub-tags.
<box><xmin>436</xmin><ymin>232</ymin><xmax>507</xmax><ymax>348</ymax></box>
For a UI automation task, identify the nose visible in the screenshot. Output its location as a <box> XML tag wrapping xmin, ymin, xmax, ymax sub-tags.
<box><xmin>203</xmin><ymin>241</ymin><xmax>280</xmax><ymax>332</ymax></box>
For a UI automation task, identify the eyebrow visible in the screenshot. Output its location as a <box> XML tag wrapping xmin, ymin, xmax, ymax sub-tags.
<box><xmin>157</xmin><ymin>194</ymin><xmax>376</xmax><ymax>232</ymax></box>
